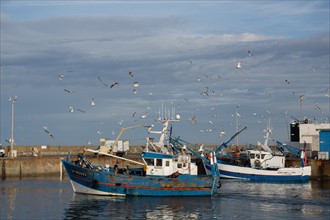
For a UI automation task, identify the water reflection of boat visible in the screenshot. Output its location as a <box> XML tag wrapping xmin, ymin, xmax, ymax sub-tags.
<box><xmin>140</xmin><ymin>197</ymin><xmax>214</xmax><ymax>219</ymax></box>
<box><xmin>62</xmin><ymin>116</ymin><xmax>221</xmax><ymax>196</ymax></box>
<box><xmin>310</xmin><ymin>179</ymin><xmax>330</xmax><ymax>190</ymax></box>
<box><xmin>65</xmin><ymin>194</ymin><xmax>215</xmax><ymax>219</ymax></box>
<box><xmin>65</xmin><ymin>194</ymin><xmax>126</xmax><ymax>219</ymax></box>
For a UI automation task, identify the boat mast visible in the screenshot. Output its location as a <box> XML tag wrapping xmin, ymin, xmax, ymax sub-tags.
<box><xmin>235</xmin><ymin>105</ymin><xmax>239</xmax><ymax>147</ymax></box>
<box><xmin>148</xmin><ymin>103</ymin><xmax>180</xmax><ymax>153</ymax></box>
<box><xmin>261</xmin><ymin>119</ymin><xmax>273</xmax><ymax>153</ymax></box>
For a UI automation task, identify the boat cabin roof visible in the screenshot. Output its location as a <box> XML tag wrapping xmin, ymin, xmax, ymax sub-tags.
<box><xmin>247</xmin><ymin>150</ymin><xmax>272</xmax><ymax>155</ymax></box>
<box><xmin>141</xmin><ymin>151</ymin><xmax>175</xmax><ymax>159</ymax></box>
<box><xmin>237</xmin><ymin>150</ymin><xmax>273</xmax><ymax>160</ymax></box>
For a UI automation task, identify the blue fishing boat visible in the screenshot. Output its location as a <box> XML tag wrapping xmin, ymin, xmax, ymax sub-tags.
<box><xmin>62</xmin><ymin>115</ymin><xmax>221</xmax><ymax>196</ymax></box>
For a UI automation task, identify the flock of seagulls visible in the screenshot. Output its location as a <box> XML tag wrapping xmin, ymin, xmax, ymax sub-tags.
<box><xmin>37</xmin><ymin>46</ymin><xmax>327</xmax><ymax>145</ymax></box>
<box><xmin>183</xmin><ymin>47</ymin><xmax>327</xmax><ymax>141</ymax></box>
<box><xmin>42</xmin><ymin>70</ymin><xmax>145</xmax><ymax>140</ymax></box>
<box><xmin>97</xmin><ymin>76</ymin><xmax>120</xmax><ymax>88</ymax></box>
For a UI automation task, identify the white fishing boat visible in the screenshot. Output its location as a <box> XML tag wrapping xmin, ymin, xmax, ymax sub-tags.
<box><xmin>218</xmin><ymin>150</ymin><xmax>311</xmax><ymax>181</ymax></box>
<box><xmin>216</xmin><ymin>124</ymin><xmax>311</xmax><ymax>182</ymax></box>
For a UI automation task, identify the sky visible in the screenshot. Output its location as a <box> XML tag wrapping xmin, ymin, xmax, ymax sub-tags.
<box><xmin>0</xmin><ymin>0</ymin><xmax>329</xmax><ymax>147</ymax></box>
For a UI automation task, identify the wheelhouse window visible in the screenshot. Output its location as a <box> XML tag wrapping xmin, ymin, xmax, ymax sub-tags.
<box><xmin>156</xmin><ymin>159</ymin><xmax>162</xmax><ymax>167</ymax></box>
<box><xmin>240</xmin><ymin>152</ymin><xmax>248</xmax><ymax>157</ymax></box>
<box><xmin>144</xmin><ymin>159</ymin><xmax>154</xmax><ymax>166</ymax></box>
<box><xmin>249</xmin><ymin>153</ymin><xmax>255</xmax><ymax>159</ymax></box>
<box><xmin>165</xmin><ymin>160</ymin><xmax>170</xmax><ymax>167</ymax></box>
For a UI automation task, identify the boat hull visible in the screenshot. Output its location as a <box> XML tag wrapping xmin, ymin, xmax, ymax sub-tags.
<box><xmin>62</xmin><ymin>160</ymin><xmax>219</xmax><ymax>196</ymax></box>
<box><xmin>218</xmin><ymin>162</ymin><xmax>311</xmax><ymax>182</ymax></box>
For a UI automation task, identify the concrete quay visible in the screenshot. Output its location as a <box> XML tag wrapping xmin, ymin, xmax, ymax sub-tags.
<box><xmin>0</xmin><ymin>145</ymin><xmax>329</xmax><ymax>180</ymax></box>
<box><xmin>0</xmin><ymin>154</ymin><xmax>144</xmax><ymax>180</ymax></box>
<box><xmin>1</xmin><ymin>155</ymin><xmax>329</xmax><ymax>180</ymax></box>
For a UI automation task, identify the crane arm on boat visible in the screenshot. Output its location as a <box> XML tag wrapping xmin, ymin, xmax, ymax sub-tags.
<box><xmin>215</xmin><ymin>127</ymin><xmax>247</xmax><ymax>154</ymax></box>
<box><xmin>111</xmin><ymin>124</ymin><xmax>146</xmax><ymax>148</ymax></box>
<box><xmin>85</xmin><ymin>148</ymin><xmax>145</xmax><ymax>166</ymax></box>
<box><xmin>275</xmin><ymin>141</ymin><xmax>301</xmax><ymax>157</ymax></box>
<box><xmin>170</xmin><ymin>136</ymin><xmax>209</xmax><ymax>163</ymax></box>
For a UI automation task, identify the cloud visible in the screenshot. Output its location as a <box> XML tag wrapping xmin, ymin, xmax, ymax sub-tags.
<box><xmin>0</xmin><ymin>4</ymin><xmax>329</xmax><ymax>146</ymax></box>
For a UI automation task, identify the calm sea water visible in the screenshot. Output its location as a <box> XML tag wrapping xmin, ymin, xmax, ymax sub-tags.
<box><xmin>1</xmin><ymin>178</ymin><xmax>329</xmax><ymax>220</ymax></box>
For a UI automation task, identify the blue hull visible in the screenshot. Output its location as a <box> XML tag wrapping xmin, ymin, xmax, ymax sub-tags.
<box><xmin>62</xmin><ymin>160</ymin><xmax>220</xmax><ymax>196</ymax></box>
<box><xmin>219</xmin><ymin>169</ymin><xmax>310</xmax><ymax>182</ymax></box>
<box><xmin>217</xmin><ymin>160</ymin><xmax>311</xmax><ymax>182</ymax></box>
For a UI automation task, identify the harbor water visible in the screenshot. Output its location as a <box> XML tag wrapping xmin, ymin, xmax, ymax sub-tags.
<box><xmin>1</xmin><ymin>178</ymin><xmax>329</xmax><ymax>220</ymax></box>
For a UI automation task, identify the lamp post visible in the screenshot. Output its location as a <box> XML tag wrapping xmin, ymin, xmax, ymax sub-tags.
<box><xmin>299</xmin><ymin>95</ymin><xmax>304</xmax><ymax>121</ymax></box>
<box><xmin>8</xmin><ymin>96</ymin><xmax>18</xmax><ymax>157</ymax></box>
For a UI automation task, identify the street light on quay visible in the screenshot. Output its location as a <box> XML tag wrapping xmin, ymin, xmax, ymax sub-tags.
<box><xmin>8</xmin><ymin>96</ymin><xmax>18</xmax><ymax>158</ymax></box>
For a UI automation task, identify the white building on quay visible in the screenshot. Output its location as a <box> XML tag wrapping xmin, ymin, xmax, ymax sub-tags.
<box><xmin>290</xmin><ymin>119</ymin><xmax>330</xmax><ymax>160</ymax></box>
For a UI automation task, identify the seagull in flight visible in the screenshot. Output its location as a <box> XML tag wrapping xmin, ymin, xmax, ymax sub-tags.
<box><xmin>220</xmin><ymin>129</ymin><xmax>226</xmax><ymax>137</ymax></box>
<box><xmin>190</xmin><ymin>116</ymin><xmax>197</xmax><ymax>125</ymax></box>
<box><xmin>77</xmin><ymin>108</ymin><xmax>86</xmax><ymax>113</ymax></box>
<box><xmin>98</xmin><ymin>76</ymin><xmax>108</xmax><ymax>87</ymax></box>
<box><xmin>110</xmin><ymin>82</ymin><xmax>119</xmax><ymax>88</ymax></box>
<box><xmin>43</xmin><ymin>126</ymin><xmax>54</xmax><ymax>139</ymax></box>
<box><xmin>69</xmin><ymin>106</ymin><xmax>74</xmax><ymax>113</ymax></box>
<box><xmin>64</xmin><ymin>89</ymin><xmax>74</xmax><ymax>94</ymax></box>
<box><xmin>140</xmin><ymin>113</ymin><xmax>148</xmax><ymax>119</ymax></box>
<box><xmin>91</xmin><ymin>98</ymin><xmax>96</xmax><ymax>106</ymax></box>
<box><xmin>58</xmin><ymin>74</ymin><xmax>64</xmax><ymax>80</ymax></box>
<box><xmin>198</xmin><ymin>145</ymin><xmax>204</xmax><ymax>156</ymax></box>
<box><xmin>236</xmin><ymin>61</ymin><xmax>242</xmax><ymax>69</ymax></box>
<box><xmin>314</xmin><ymin>102</ymin><xmax>321</xmax><ymax>111</ymax></box>
<box><xmin>200</xmin><ymin>87</ymin><xmax>209</xmax><ymax>96</ymax></box>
